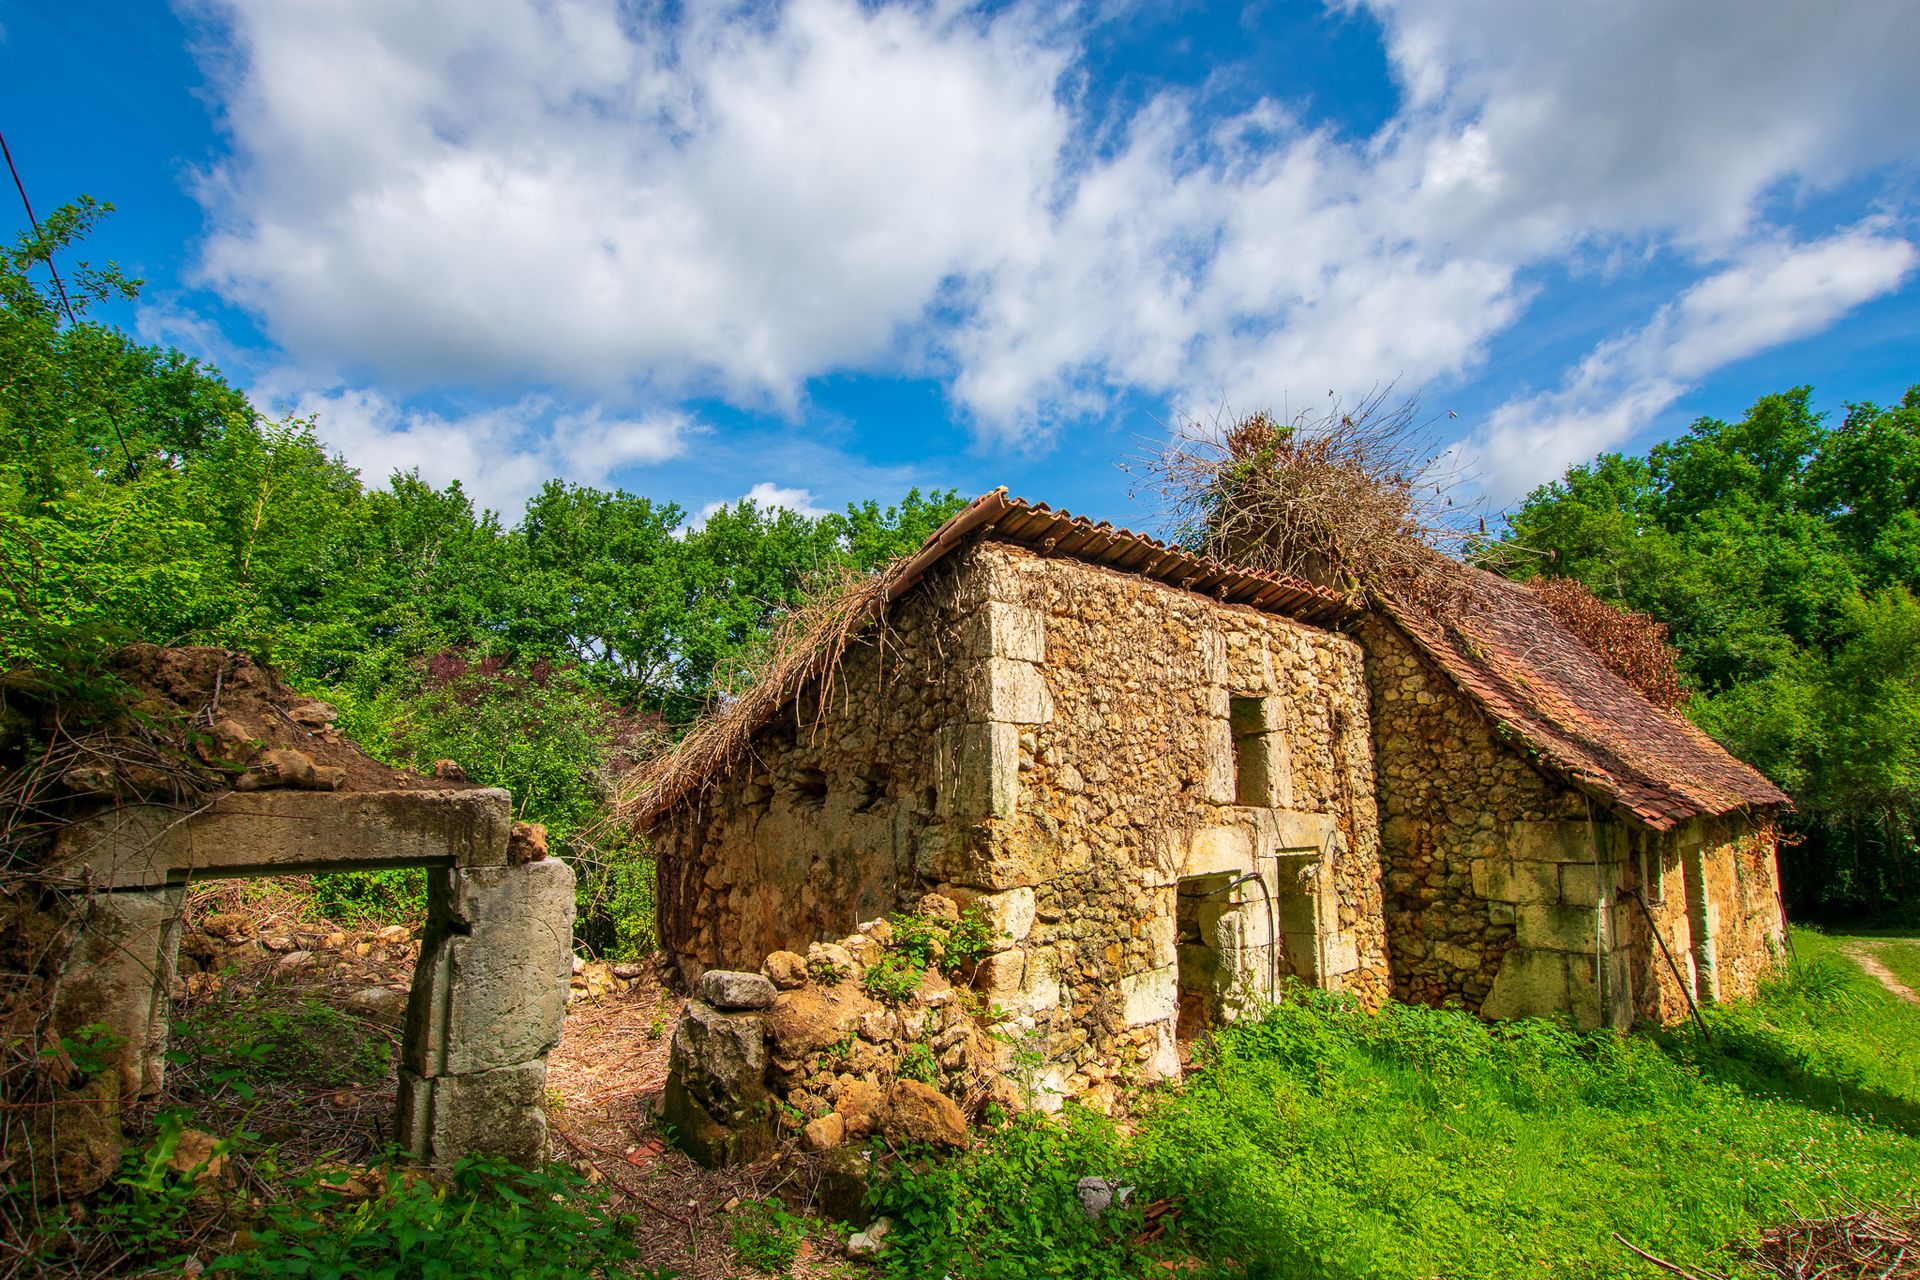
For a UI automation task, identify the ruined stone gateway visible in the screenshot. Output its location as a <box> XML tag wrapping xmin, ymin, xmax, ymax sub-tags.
<box><xmin>632</xmin><ymin>490</ymin><xmax>1787</xmax><ymax>1124</ymax></box>
<box><xmin>19</xmin><ymin>648</ymin><xmax>575</xmax><ymax>1194</ymax></box>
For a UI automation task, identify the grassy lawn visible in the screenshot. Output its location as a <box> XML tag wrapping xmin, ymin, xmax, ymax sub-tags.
<box><xmin>874</xmin><ymin>927</ymin><xmax>1920</xmax><ymax>1280</ymax></box>
<box><xmin>1850</xmin><ymin>930</ymin><xmax>1920</xmax><ymax>995</ymax></box>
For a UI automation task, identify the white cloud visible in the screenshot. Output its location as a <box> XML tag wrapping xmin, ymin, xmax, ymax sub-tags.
<box><xmin>691</xmin><ymin>482</ymin><xmax>831</xmax><ymax>531</ymax></box>
<box><xmin>260</xmin><ymin>379</ymin><xmax>693</xmax><ymax>516</ymax></box>
<box><xmin>1466</xmin><ymin>228</ymin><xmax>1918</xmax><ymax>503</ymax></box>
<box><xmin>185</xmin><ymin>0</ymin><xmax>1920</xmax><ymax>469</ymax></box>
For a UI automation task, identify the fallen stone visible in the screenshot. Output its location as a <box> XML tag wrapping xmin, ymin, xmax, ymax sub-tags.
<box><xmin>288</xmin><ymin>700</ymin><xmax>338</xmax><ymax>728</ymax></box>
<box><xmin>696</xmin><ymin>969</ymin><xmax>777</xmax><ymax>1011</ymax></box>
<box><xmin>880</xmin><ymin>1080</ymin><xmax>968</xmax><ymax>1148</ymax></box>
<box><xmin>168</xmin><ymin>1128</ymin><xmax>232</xmax><ymax>1191</ymax></box>
<box><xmin>611</xmin><ymin>963</ymin><xmax>645</xmax><ymax>980</ymax></box>
<box><xmin>802</xmin><ymin>1111</ymin><xmax>845</xmax><ymax>1152</ymax></box>
<box><xmin>1075</xmin><ymin>1176</ymin><xmax>1133</xmax><ymax>1219</ymax></box>
<box><xmin>670</xmin><ymin>1002</ymin><xmax>770</xmax><ymax>1105</ymax></box>
<box><xmin>202</xmin><ymin>913</ymin><xmax>254</xmax><ymax>941</ymax></box>
<box><xmin>345</xmin><ymin>986</ymin><xmax>409</xmax><ymax>1024</ymax></box>
<box><xmin>508</xmin><ymin>822</ymin><xmax>548</xmax><ymax>863</ymax></box>
<box><xmin>275</xmin><ymin>950</ymin><xmax>314</xmax><ymax>974</ymax></box>
<box><xmin>432</xmin><ymin>759</ymin><xmax>468</xmax><ymax>782</ymax></box>
<box><xmin>234</xmin><ymin>748</ymin><xmax>344</xmax><ymax>792</ymax></box>
<box><xmin>769</xmin><ymin>984</ymin><xmax>871</xmax><ymax>1057</ymax></box>
<box><xmin>762</xmin><ymin>951</ymin><xmax>809</xmax><ymax>989</ymax></box>
<box><xmin>846</xmin><ymin>1216</ymin><xmax>893</xmax><ymax>1259</ymax></box>
<box><xmin>837</xmin><ymin>1077</ymin><xmax>883</xmax><ymax>1139</ymax></box>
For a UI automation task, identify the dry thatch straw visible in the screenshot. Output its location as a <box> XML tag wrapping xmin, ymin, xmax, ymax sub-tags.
<box><xmin>618</xmin><ymin>559</ymin><xmax>912</xmax><ymax>826</ymax></box>
<box><xmin>1144</xmin><ymin>390</ymin><xmax>1488</xmax><ymax>612</ymax></box>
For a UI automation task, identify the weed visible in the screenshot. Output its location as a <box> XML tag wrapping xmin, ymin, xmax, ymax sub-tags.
<box><xmin>170</xmin><ymin>993</ymin><xmax>389</xmax><ymax>1092</ymax></box>
<box><xmin>808</xmin><ymin>954</ymin><xmax>849</xmax><ymax>984</ymax></box>
<box><xmin>728</xmin><ymin>1195</ymin><xmax>808</xmax><ymax>1276</ymax></box>
<box><xmin>897</xmin><ymin>1041</ymin><xmax>939</xmax><ymax>1085</ymax></box>
<box><xmin>861</xmin><ymin>953</ymin><xmax>921</xmax><ymax>1005</ymax></box>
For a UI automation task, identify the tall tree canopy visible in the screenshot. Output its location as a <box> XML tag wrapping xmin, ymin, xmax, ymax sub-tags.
<box><xmin>1495</xmin><ymin>386</ymin><xmax>1920</xmax><ymax>915</ymax></box>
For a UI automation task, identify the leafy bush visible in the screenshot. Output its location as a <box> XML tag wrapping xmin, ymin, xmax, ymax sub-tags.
<box><xmin>210</xmin><ymin>1155</ymin><xmax>642</xmax><ymax>1279</ymax></box>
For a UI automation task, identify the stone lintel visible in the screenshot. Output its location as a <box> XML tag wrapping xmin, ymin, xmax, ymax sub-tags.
<box><xmin>51</xmin><ymin>788</ymin><xmax>516</xmax><ymax>890</ymax></box>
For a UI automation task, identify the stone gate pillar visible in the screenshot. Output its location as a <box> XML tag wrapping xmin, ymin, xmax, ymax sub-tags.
<box><xmin>397</xmin><ymin>856</ymin><xmax>575</xmax><ymax>1166</ymax></box>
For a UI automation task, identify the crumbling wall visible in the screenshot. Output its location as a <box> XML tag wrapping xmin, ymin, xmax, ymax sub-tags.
<box><xmin>651</xmin><ymin>539</ymin><xmax>1385</xmax><ymax>1104</ymax></box>
<box><xmin>1361</xmin><ymin>615</ymin><xmax>1638</xmax><ymax>1028</ymax></box>
<box><xmin>940</xmin><ymin>544</ymin><xmax>1385</xmax><ymax>1100</ymax></box>
<box><xmin>1626</xmin><ymin>814</ymin><xmax>1784</xmax><ymax>1023</ymax></box>
<box><xmin>652</xmin><ymin>576</ymin><xmax>966</xmax><ymax>979</ymax></box>
<box><xmin>1361</xmin><ymin>616</ymin><xmax>1784</xmax><ymax>1029</ymax></box>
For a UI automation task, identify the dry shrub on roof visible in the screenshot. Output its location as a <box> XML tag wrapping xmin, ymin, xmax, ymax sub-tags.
<box><xmin>1147</xmin><ymin>391</ymin><xmax>1482</xmax><ymax>611</ymax></box>
<box><xmin>616</xmin><ymin>560</ymin><xmax>908</xmax><ymax>825</ymax></box>
<box><xmin>1527</xmin><ymin>577</ymin><xmax>1689</xmax><ymax>711</ymax></box>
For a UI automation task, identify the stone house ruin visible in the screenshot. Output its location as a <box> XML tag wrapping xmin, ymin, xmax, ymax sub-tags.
<box><xmin>10</xmin><ymin>647</ymin><xmax>574</xmax><ymax>1196</ymax></box>
<box><xmin>630</xmin><ymin>490</ymin><xmax>1787</xmax><ymax>1116</ymax></box>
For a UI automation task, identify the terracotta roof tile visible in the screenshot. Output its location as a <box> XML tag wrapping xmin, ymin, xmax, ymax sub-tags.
<box><xmin>1378</xmin><ymin>559</ymin><xmax>1788</xmax><ymax>831</ymax></box>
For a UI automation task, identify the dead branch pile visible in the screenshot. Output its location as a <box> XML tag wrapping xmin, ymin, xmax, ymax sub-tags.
<box><xmin>1613</xmin><ymin>1195</ymin><xmax>1919</xmax><ymax>1280</ymax></box>
<box><xmin>618</xmin><ymin>560</ymin><xmax>910</xmax><ymax>825</ymax></box>
<box><xmin>1732</xmin><ymin>1199</ymin><xmax>1920</xmax><ymax>1280</ymax></box>
<box><xmin>1147</xmin><ymin>391</ymin><xmax>1480</xmax><ymax>611</ymax></box>
<box><xmin>1527</xmin><ymin>577</ymin><xmax>1689</xmax><ymax>711</ymax></box>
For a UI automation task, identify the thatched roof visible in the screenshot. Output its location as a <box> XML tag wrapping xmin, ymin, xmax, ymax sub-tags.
<box><xmin>1377</xmin><ymin>559</ymin><xmax>1788</xmax><ymax>831</ymax></box>
<box><xmin>620</xmin><ymin>489</ymin><xmax>1352</xmax><ymax>825</ymax></box>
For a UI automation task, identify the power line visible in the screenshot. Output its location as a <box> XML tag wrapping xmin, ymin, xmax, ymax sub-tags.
<box><xmin>0</xmin><ymin>125</ymin><xmax>81</xmax><ymax>326</ymax></box>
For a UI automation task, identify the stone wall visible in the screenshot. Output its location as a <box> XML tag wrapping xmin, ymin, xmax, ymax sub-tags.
<box><xmin>1624</xmin><ymin>814</ymin><xmax>1784</xmax><ymax>1023</ymax></box>
<box><xmin>651</xmin><ymin>539</ymin><xmax>1385</xmax><ymax>1103</ymax></box>
<box><xmin>1361</xmin><ymin>614</ymin><xmax>1784</xmax><ymax>1028</ymax></box>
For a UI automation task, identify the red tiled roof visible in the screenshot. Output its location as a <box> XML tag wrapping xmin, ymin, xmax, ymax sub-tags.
<box><xmin>1377</xmin><ymin>559</ymin><xmax>1789</xmax><ymax>831</ymax></box>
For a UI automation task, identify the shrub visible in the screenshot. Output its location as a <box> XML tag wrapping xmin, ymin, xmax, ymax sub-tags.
<box><xmin>727</xmin><ymin>1195</ymin><xmax>806</xmax><ymax>1276</ymax></box>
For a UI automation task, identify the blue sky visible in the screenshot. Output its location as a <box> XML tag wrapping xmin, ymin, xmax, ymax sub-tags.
<box><xmin>4</xmin><ymin>1</ymin><xmax>1917</xmax><ymax>529</ymax></box>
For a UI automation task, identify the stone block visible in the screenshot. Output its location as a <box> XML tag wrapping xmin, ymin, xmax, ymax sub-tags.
<box><xmin>935</xmin><ymin>721</ymin><xmax>1019</xmax><ymax>823</ymax></box>
<box><xmin>1182</xmin><ymin>826</ymin><xmax>1253</xmax><ymax>878</ymax></box>
<box><xmin>1321</xmin><ymin>934</ymin><xmax>1360</xmax><ymax>976</ymax></box>
<box><xmin>1020</xmin><ymin>949</ymin><xmax>1062</xmax><ymax>1013</ymax></box>
<box><xmin>52</xmin><ymin>788</ymin><xmax>516</xmax><ymax>889</ymax></box>
<box><xmin>1201</xmin><ymin>720</ymin><xmax>1236</xmax><ymax>804</ymax></box>
<box><xmin>959</xmin><ymin>601</ymin><xmax>1046</xmax><ymax>663</ymax></box>
<box><xmin>427</xmin><ymin>859</ymin><xmax>575</xmax><ymax>1077</ymax></box>
<box><xmin>1560</xmin><ymin>863</ymin><xmax>1606</xmax><ymax>907</ymax></box>
<box><xmin>670</xmin><ymin>1002</ymin><xmax>771</xmax><ymax>1109</ymax></box>
<box><xmin>1471</xmin><ymin>858</ymin><xmax>1560</xmax><ymax>905</ymax></box>
<box><xmin>1433</xmin><ymin>941</ymin><xmax>1482</xmax><ymax>971</ymax></box>
<box><xmin>972</xmin><ymin>949</ymin><xmax>1026</xmax><ymax>998</ymax></box>
<box><xmin>1145</xmin><ymin>907</ymin><xmax>1178</xmax><ymax>968</ymax></box>
<box><xmin>1119</xmin><ymin>966</ymin><xmax>1176</xmax><ymax>1027</ymax></box>
<box><xmin>1566</xmin><ymin>950</ymin><xmax>1632</xmax><ymax>1031</ymax></box>
<box><xmin>1516</xmin><ymin>903</ymin><xmax>1599</xmax><ymax>953</ymax></box>
<box><xmin>52</xmin><ymin>888</ymin><xmax>178</xmax><ymax>1102</ymax></box>
<box><xmin>1507</xmin><ymin>820</ymin><xmax>1599</xmax><ymax>864</ymax></box>
<box><xmin>697</xmin><ymin>970</ymin><xmax>777</xmax><ymax>1010</ymax></box>
<box><xmin>401</xmin><ymin>1060</ymin><xmax>550</xmax><ymax>1167</ymax></box>
<box><xmin>940</xmin><ymin>885</ymin><xmax>1035</xmax><ymax>947</ymax></box>
<box><xmin>965</xmin><ymin>657</ymin><xmax>1054</xmax><ymax>725</ymax></box>
<box><xmin>1481</xmin><ymin>949</ymin><xmax>1570</xmax><ymax>1021</ymax></box>
<box><xmin>1259</xmin><ymin>808</ymin><xmax>1336</xmax><ymax>856</ymax></box>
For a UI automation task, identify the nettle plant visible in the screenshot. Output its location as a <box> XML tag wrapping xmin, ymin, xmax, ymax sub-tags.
<box><xmin>859</xmin><ymin>905</ymin><xmax>1000</xmax><ymax>1006</ymax></box>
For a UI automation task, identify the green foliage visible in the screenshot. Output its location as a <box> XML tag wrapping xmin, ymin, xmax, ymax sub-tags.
<box><xmin>861</xmin><ymin>953</ymin><xmax>923</xmax><ymax>1006</ymax></box>
<box><xmin>308</xmin><ymin>867</ymin><xmax>431</xmax><ymax>924</ymax></box>
<box><xmin>1495</xmin><ymin>384</ymin><xmax>1920</xmax><ymax>915</ymax></box>
<box><xmin>897</xmin><ymin>1041</ymin><xmax>940</xmax><ymax>1086</ymax></box>
<box><xmin>726</xmin><ymin>1195</ymin><xmax>807</xmax><ymax>1276</ymax></box>
<box><xmin>875</xmin><ymin>935</ymin><xmax>1920</xmax><ymax>1279</ymax></box>
<box><xmin>209</xmin><ymin>1155</ymin><xmax>643</xmax><ymax>1280</ymax></box>
<box><xmin>170</xmin><ymin>994</ymin><xmax>390</xmax><ymax>1092</ymax></box>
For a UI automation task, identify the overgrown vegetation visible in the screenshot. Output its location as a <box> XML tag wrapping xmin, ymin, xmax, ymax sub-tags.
<box><xmin>13</xmin><ymin>1121</ymin><xmax>645</xmax><ymax>1280</ymax></box>
<box><xmin>1</xmin><ymin>199</ymin><xmax>963</xmax><ymax>949</ymax></box>
<box><xmin>1491</xmin><ymin>387</ymin><xmax>1920</xmax><ymax>917</ymax></box>
<box><xmin>873</xmin><ymin>930</ymin><xmax>1920</xmax><ymax>1279</ymax></box>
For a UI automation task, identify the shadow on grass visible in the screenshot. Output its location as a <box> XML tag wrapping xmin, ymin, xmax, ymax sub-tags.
<box><xmin>1659</xmin><ymin>1021</ymin><xmax>1920</xmax><ymax>1139</ymax></box>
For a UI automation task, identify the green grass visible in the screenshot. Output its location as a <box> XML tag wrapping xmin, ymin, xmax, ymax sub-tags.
<box><xmin>874</xmin><ymin>928</ymin><xmax>1920</xmax><ymax>1280</ymax></box>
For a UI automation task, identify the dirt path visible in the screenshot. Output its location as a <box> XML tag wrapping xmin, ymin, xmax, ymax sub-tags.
<box><xmin>1844</xmin><ymin>944</ymin><xmax>1920</xmax><ymax>1005</ymax></box>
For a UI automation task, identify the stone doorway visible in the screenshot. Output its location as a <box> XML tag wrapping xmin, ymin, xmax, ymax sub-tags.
<box><xmin>1174</xmin><ymin>872</ymin><xmax>1274</xmax><ymax>1040</ymax></box>
<box><xmin>45</xmin><ymin>787</ymin><xmax>574</xmax><ymax>1169</ymax></box>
